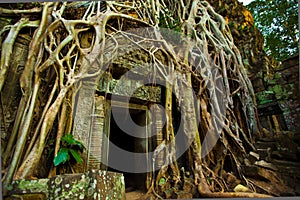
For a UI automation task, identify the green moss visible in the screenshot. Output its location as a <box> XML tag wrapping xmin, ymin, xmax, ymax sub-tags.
<box><xmin>256</xmin><ymin>91</ymin><xmax>274</xmax><ymax>105</ymax></box>
<box><xmin>17</xmin><ymin>179</ymin><xmax>48</xmax><ymax>193</ymax></box>
<box><xmin>8</xmin><ymin>171</ymin><xmax>125</xmax><ymax>199</ymax></box>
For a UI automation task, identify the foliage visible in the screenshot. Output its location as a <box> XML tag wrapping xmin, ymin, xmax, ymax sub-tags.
<box><xmin>0</xmin><ymin>1</ymin><xmax>267</xmax><ymax>197</ymax></box>
<box><xmin>247</xmin><ymin>0</ymin><xmax>299</xmax><ymax>61</ymax></box>
<box><xmin>256</xmin><ymin>90</ymin><xmax>274</xmax><ymax>105</ymax></box>
<box><xmin>158</xmin><ymin>10</ymin><xmax>182</xmax><ymax>32</ymax></box>
<box><xmin>256</xmin><ymin>72</ymin><xmax>294</xmax><ymax>105</ymax></box>
<box><xmin>158</xmin><ymin>177</ymin><xmax>166</xmax><ymax>186</ymax></box>
<box><xmin>53</xmin><ymin>134</ymin><xmax>84</xmax><ymax>167</ymax></box>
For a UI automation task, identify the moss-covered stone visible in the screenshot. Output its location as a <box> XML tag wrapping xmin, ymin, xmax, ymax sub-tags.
<box><xmin>5</xmin><ymin>170</ymin><xmax>125</xmax><ymax>200</ymax></box>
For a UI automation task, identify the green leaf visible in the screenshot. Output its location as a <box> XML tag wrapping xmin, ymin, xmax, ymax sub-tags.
<box><xmin>61</xmin><ymin>134</ymin><xmax>84</xmax><ymax>149</ymax></box>
<box><xmin>69</xmin><ymin>149</ymin><xmax>83</xmax><ymax>164</ymax></box>
<box><xmin>74</xmin><ymin>140</ymin><xmax>84</xmax><ymax>149</ymax></box>
<box><xmin>274</xmin><ymin>72</ymin><xmax>281</xmax><ymax>79</ymax></box>
<box><xmin>207</xmin><ymin>177</ymin><xmax>211</xmax><ymax>184</ymax></box>
<box><xmin>53</xmin><ymin>148</ymin><xmax>70</xmax><ymax>166</ymax></box>
<box><xmin>61</xmin><ymin>134</ymin><xmax>75</xmax><ymax>145</ymax></box>
<box><xmin>158</xmin><ymin>178</ymin><xmax>166</xmax><ymax>186</ymax></box>
<box><xmin>247</xmin><ymin>0</ymin><xmax>298</xmax><ymax>61</ymax></box>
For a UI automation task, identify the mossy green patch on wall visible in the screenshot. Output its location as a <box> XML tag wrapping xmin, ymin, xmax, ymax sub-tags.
<box><xmin>5</xmin><ymin>170</ymin><xmax>125</xmax><ymax>200</ymax></box>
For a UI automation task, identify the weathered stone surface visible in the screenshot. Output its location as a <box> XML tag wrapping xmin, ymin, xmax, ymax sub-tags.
<box><xmin>1</xmin><ymin>35</ymin><xmax>30</xmax><ymax>147</ymax></box>
<box><xmin>5</xmin><ymin>170</ymin><xmax>125</xmax><ymax>200</ymax></box>
<box><xmin>183</xmin><ymin>177</ymin><xmax>198</xmax><ymax>197</ymax></box>
<box><xmin>221</xmin><ymin>171</ymin><xmax>241</xmax><ymax>190</ymax></box>
<box><xmin>249</xmin><ymin>151</ymin><xmax>260</xmax><ymax>163</ymax></box>
<box><xmin>208</xmin><ymin>0</ymin><xmax>299</xmax><ymax>134</ymax></box>
<box><xmin>242</xmin><ymin>164</ymin><xmax>277</xmax><ymax>180</ymax></box>
<box><xmin>272</xmin><ymin>150</ymin><xmax>298</xmax><ymax>161</ymax></box>
<box><xmin>125</xmin><ymin>190</ymin><xmax>147</xmax><ymax>200</ymax></box>
<box><xmin>255</xmin><ymin>141</ymin><xmax>277</xmax><ymax>150</ymax></box>
<box><xmin>241</xmin><ymin>165</ymin><xmax>258</xmax><ymax>178</ymax></box>
<box><xmin>248</xmin><ymin>179</ymin><xmax>295</xmax><ymax>197</ymax></box>
<box><xmin>276</xmin><ymin>55</ymin><xmax>300</xmax><ymax>131</ymax></box>
<box><xmin>97</xmin><ymin>72</ymin><xmax>161</xmax><ymax>103</ymax></box>
<box><xmin>255</xmin><ymin>160</ymin><xmax>277</xmax><ymax>171</ymax></box>
<box><xmin>233</xmin><ymin>184</ymin><xmax>252</xmax><ymax>193</ymax></box>
<box><xmin>163</xmin><ymin>189</ymin><xmax>173</xmax><ymax>199</ymax></box>
<box><xmin>256</xmin><ymin>149</ymin><xmax>269</xmax><ymax>160</ymax></box>
<box><xmin>73</xmin><ymin>82</ymin><xmax>97</xmax><ymax>169</ymax></box>
<box><xmin>171</xmin><ymin>191</ymin><xmax>193</xmax><ymax>199</ymax></box>
<box><xmin>242</xmin><ymin>164</ymin><xmax>295</xmax><ymax>196</ymax></box>
<box><xmin>5</xmin><ymin>193</ymin><xmax>47</xmax><ymax>200</ymax></box>
<box><xmin>254</xmin><ymin>131</ymin><xmax>300</xmax><ymax>196</ymax></box>
<box><xmin>254</xmin><ymin>55</ymin><xmax>299</xmax><ymax>133</ymax></box>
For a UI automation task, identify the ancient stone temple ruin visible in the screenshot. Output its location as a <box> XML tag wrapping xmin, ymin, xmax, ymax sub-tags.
<box><xmin>73</xmin><ymin>64</ymin><xmax>163</xmax><ymax>192</ymax></box>
<box><xmin>1</xmin><ymin>0</ymin><xmax>299</xmax><ymax>199</ymax></box>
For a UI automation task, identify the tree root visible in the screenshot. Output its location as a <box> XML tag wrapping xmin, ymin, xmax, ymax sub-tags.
<box><xmin>200</xmin><ymin>191</ymin><xmax>272</xmax><ymax>198</ymax></box>
<box><xmin>0</xmin><ymin>0</ymin><xmax>271</xmax><ymax>197</ymax></box>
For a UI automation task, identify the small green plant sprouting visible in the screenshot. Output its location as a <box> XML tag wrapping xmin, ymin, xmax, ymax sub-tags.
<box><xmin>53</xmin><ymin>134</ymin><xmax>84</xmax><ymax>167</ymax></box>
<box><xmin>158</xmin><ymin>177</ymin><xmax>166</xmax><ymax>186</ymax></box>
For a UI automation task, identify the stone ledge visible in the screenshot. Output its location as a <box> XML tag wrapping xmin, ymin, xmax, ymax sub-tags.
<box><xmin>5</xmin><ymin>170</ymin><xmax>125</xmax><ymax>200</ymax></box>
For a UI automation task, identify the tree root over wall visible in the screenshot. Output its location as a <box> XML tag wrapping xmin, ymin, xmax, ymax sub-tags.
<box><xmin>0</xmin><ymin>1</ymin><xmax>279</xmax><ymax>198</ymax></box>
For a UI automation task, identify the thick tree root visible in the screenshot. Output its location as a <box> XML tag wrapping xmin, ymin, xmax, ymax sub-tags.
<box><xmin>0</xmin><ymin>0</ymin><xmax>271</xmax><ymax>197</ymax></box>
<box><xmin>200</xmin><ymin>191</ymin><xmax>272</xmax><ymax>198</ymax></box>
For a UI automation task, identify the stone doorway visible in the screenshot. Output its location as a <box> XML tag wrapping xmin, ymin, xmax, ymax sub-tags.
<box><xmin>107</xmin><ymin>102</ymin><xmax>150</xmax><ymax>192</ymax></box>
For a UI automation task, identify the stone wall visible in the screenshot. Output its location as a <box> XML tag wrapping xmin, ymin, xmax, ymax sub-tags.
<box><xmin>207</xmin><ymin>0</ymin><xmax>273</xmax><ymax>82</ymax></box>
<box><xmin>0</xmin><ymin>35</ymin><xmax>30</xmax><ymax>152</ymax></box>
<box><xmin>255</xmin><ymin>55</ymin><xmax>299</xmax><ymax>132</ymax></box>
<box><xmin>277</xmin><ymin>55</ymin><xmax>300</xmax><ymax>131</ymax></box>
<box><xmin>5</xmin><ymin>170</ymin><xmax>125</xmax><ymax>200</ymax></box>
<box><xmin>208</xmin><ymin>0</ymin><xmax>299</xmax><ymax>133</ymax></box>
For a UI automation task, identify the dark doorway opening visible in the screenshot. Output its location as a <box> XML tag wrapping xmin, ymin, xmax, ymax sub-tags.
<box><xmin>108</xmin><ymin>106</ymin><xmax>148</xmax><ymax>192</ymax></box>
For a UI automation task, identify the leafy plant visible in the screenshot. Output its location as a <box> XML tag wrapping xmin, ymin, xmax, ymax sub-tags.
<box><xmin>53</xmin><ymin>134</ymin><xmax>84</xmax><ymax>167</ymax></box>
<box><xmin>207</xmin><ymin>177</ymin><xmax>211</xmax><ymax>185</ymax></box>
<box><xmin>247</xmin><ymin>0</ymin><xmax>298</xmax><ymax>61</ymax></box>
<box><xmin>158</xmin><ymin>177</ymin><xmax>166</xmax><ymax>186</ymax></box>
<box><xmin>256</xmin><ymin>90</ymin><xmax>274</xmax><ymax>105</ymax></box>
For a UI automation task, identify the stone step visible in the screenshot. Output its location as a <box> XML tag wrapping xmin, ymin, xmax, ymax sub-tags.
<box><xmin>255</xmin><ymin>141</ymin><xmax>277</xmax><ymax>150</ymax></box>
<box><xmin>257</xmin><ymin>137</ymin><xmax>276</xmax><ymax>142</ymax></box>
<box><xmin>255</xmin><ymin>145</ymin><xmax>300</xmax><ymax>162</ymax></box>
<box><xmin>272</xmin><ymin>160</ymin><xmax>300</xmax><ymax>171</ymax></box>
<box><xmin>275</xmin><ymin>165</ymin><xmax>300</xmax><ymax>174</ymax></box>
<box><xmin>272</xmin><ymin>159</ymin><xmax>300</xmax><ymax>166</ymax></box>
<box><xmin>270</xmin><ymin>164</ymin><xmax>300</xmax><ymax>181</ymax></box>
<box><xmin>271</xmin><ymin>150</ymin><xmax>299</xmax><ymax>161</ymax></box>
<box><xmin>255</xmin><ymin>160</ymin><xmax>278</xmax><ymax>171</ymax></box>
<box><xmin>256</xmin><ymin>148</ymin><xmax>271</xmax><ymax>160</ymax></box>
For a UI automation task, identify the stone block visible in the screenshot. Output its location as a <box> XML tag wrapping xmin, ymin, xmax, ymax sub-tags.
<box><xmin>255</xmin><ymin>160</ymin><xmax>278</xmax><ymax>171</ymax></box>
<box><xmin>233</xmin><ymin>184</ymin><xmax>252</xmax><ymax>193</ymax></box>
<box><xmin>172</xmin><ymin>191</ymin><xmax>193</xmax><ymax>199</ymax></box>
<box><xmin>5</xmin><ymin>170</ymin><xmax>125</xmax><ymax>200</ymax></box>
<box><xmin>249</xmin><ymin>151</ymin><xmax>260</xmax><ymax>163</ymax></box>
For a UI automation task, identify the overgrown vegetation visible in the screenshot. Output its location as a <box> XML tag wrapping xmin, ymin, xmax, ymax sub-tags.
<box><xmin>247</xmin><ymin>0</ymin><xmax>299</xmax><ymax>61</ymax></box>
<box><xmin>53</xmin><ymin>134</ymin><xmax>84</xmax><ymax>167</ymax></box>
<box><xmin>0</xmin><ymin>1</ymin><xmax>273</xmax><ymax>198</ymax></box>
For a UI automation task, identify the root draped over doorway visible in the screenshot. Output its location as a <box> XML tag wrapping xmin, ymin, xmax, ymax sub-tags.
<box><xmin>1</xmin><ymin>1</ymin><xmax>265</xmax><ymax>198</ymax></box>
